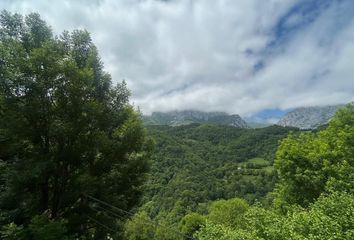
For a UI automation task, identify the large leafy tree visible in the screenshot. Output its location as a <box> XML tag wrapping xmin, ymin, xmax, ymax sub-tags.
<box><xmin>274</xmin><ymin>103</ymin><xmax>354</xmax><ymax>209</ymax></box>
<box><xmin>0</xmin><ymin>11</ymin><xmax>152</xmax><ymax>239</ymax></box>
<box><xmin>195</xmin><ymin>191</ymin><xmax>354</xmax><ymax>240</ymax></box>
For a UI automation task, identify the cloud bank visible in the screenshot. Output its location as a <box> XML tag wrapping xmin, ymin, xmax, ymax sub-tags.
<box><xmin>1</xmin><ymin>0</ymin><xmax>354</xmax><ymax>116</ymax></box>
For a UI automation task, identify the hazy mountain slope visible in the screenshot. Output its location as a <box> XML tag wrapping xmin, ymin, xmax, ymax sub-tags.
<box><xmin>143</xmin><ymin>110</ymin><xmax>248</xmax><ymax>128</ymax></box>
<box><xmin>277</xmin><ymin>105</ymin><xmax>343</xmax><ymax>129</ymax></box>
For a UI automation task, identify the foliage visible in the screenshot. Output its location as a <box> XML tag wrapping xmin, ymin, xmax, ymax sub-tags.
<box><xmin>274</xmin><ymin>103</ymin><xmax>354</xmax><ymax>209</ymax></box>
<box><xmin>142</xmin><ymin>124</ymin><xmax>296</xmax><ymax>220</ymax></box>
<box><xmin>124</xmin><ymin>211</ymin><xmax>156</xmax><ymax>240</ymax></box>
<box><xmin>195</xmin><ymin>191</ymin><xmax>354</xmax><ymax>240</ymax></box>
<box><xmin>193</xmin><ymin>104</ymin><xmax>354</xmax><ymax>240</ymax></box>
<box><xmin>196</xmin><ymin>222</ymin><xmax>260</xmax><ymax>240</ymax></box>
<box><xmin>124</xmin><ymin>124</ymin><xmax>298</xmax><ymax>239</ymax></box>
<box><xmin>0</xmin><ymin>11</ymin><xmax>151</xmax><ymax>239</ymax></box>
<box><xmin>28</xmin><ymin>215</ymin><xmax>71</xmax><ymax>240</ymax></box>
<box><xmin>0</xmin><ymin>223</ymin><xmax>25</xmax><ymax>240</ymax></box>
<box><xmin>179</xmin><ymin>213</ymin><xmax>205</xmax><ymax>237</ymax></box>
<box><xmin>2</xmin><ymin>9</ymin><xmax>353</xmax><ymax>240</ymax></box>
<box><xmin>207</xmin><ymin>198</ymin><xmax>249</xmax><ymax>227</ymax></box>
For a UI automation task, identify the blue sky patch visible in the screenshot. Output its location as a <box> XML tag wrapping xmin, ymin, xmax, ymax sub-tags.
<box><xmin>254</xmin><ymin>108</ymin><xmax>289</xmax><ymax>119</ymax></box>
<box><xmin>270</xmin><ymin>0</ymin><xmax>332</xmax><ymax>47</ymax></box>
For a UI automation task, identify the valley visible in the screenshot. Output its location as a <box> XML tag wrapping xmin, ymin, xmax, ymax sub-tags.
<box><xmin>126</xmin><ymin>124</ymin><xmax>300</xmax><ymax>238</ymax></box>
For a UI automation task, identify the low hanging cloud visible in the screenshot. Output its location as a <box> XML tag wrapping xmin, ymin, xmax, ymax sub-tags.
<box><xmin>1</xmin><ymin>0</ymin><xmax>354</xmax><ymax>116</ymax></box>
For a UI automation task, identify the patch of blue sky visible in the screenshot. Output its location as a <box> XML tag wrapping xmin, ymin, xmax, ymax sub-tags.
<box><xmin>269</xmin><ymin>0</ymin><xmax>354</xmax><ymax>47</ymax></box>
<box><xmin>252</xmin><ymin>61</ymin><xmax>265</xmax><ymax>73</ymax></box>
<box><xmin>255</xmin><ymin>108</ymin><xmax>289</xmax><ymax>119</ymax></box>
<box><xmin>276</xmin><ymin>1</ymin><xmax>329</xmax><ymax>35</ymax></box>
<box><xmin>252</xmin><ymin>0</ymin><xmax>354</xmax><ymax>75</ymax></box>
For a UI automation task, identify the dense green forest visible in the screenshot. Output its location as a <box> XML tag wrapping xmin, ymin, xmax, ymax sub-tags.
<box><xmin>125</xmin><ymin>105</ymin><xmax>354</xmax><ymax>240</ymax></box>
<box><xmin>124</xmin><ymin>124</ymin><xmax>299</xmax><ymax>238</ymax></box>
<box><xmin>1</xmin><ymin>11</ymin><xmax>354</xmax><ymax>240</ymax></box>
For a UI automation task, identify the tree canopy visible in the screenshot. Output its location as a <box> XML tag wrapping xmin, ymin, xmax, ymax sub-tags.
<box><xmin>124</xmin><ymin>104</ymin><xmax>354</xmax><ymax>240</ymax></box>
<box><xmin>274</xmin><ymin>103</ymin><xmax>354</xmax><ymax>209</ymax></box>
<box><xmin>123</xmin><ymin>124</ymin><xmax>299</xmax><ymax>239</ymax></box>
<box><xmin>192</xmin><ymin>104</ymin><xmax>354</xmax><ymax>240</ymax></box>
<box><xmin>0</xmin><ymin>11</ymin><xmax>152</xmax><ymax>239</ymax></box>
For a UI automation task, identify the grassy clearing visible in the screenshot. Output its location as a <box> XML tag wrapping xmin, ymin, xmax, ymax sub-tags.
<box><xmin>246</xmin><ymin>157</ymin><xmax>269</xmax><ymax>165</ymax></box>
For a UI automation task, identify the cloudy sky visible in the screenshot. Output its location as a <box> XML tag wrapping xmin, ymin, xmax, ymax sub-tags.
<box><xmin>1</xmin><ymin>0</ymin><xmax>354</xmax><ymax>117</ymax></box>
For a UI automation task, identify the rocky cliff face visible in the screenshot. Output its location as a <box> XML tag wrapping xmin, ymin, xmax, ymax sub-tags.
<box><xmin>143</xmin><ymin>110</ymin><xmax>249</xmax><ymax>128</ymax></box>
<box><xmin>277</xmin><ymin>105</ymin><xmax>343</xmax><ymax>129</ymax></box>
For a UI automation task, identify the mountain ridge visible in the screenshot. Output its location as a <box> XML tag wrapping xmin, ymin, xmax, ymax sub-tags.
<box><xmin>143</xmin><ymin>104</ymin><xmax>346</xmax><ymax>129</ymax></box>
<box><xmin>143</xmin><ymin>110</ymin><xmax>249</xmax><ymax>128</ymax></box>
<box><xmin>277</xmin><ymin>105</ymin><xmax>344</xmax><ymax>129</ymax></box>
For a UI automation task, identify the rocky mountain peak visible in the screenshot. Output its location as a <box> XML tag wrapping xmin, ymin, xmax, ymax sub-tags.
<box><xmin>277</xmin><ymin>105</ymin><xmax>343</xmax><ymax>129</ymax></box>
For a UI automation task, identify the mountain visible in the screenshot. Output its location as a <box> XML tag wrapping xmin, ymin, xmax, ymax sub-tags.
<box><xmin>143</xmin><ymin>110</ymin><xmax>249</xmax><ymax>128</ymax></box>
<box><xmin>137</xmin><ymin>124</ymin><xmax>300</xmax><ymax>232</ymax></box>
<box><xmin>277</xmin><ymin>105</ymin><xmax>343</xmax><ymax>129</ymax></box>
<box><xmin>245</xmin><ymin>109</ymin><xmax>288</xmax><ymax>128</ymax></box>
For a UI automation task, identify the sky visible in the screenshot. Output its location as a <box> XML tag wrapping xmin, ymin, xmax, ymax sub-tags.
<box><xmin>1</xmin><ymin>0</ymin><xmax>354</xmax><ymax>118</ymax></box>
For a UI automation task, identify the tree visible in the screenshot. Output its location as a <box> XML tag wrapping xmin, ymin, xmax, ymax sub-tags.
<box><xmin>207</xmin><ymin>198</ymin><xmax>249</xmax><ymax>228</ymax></box>
<box><xmin>124</xmin><ymin>211</ymin><xmax>156</xmax><ymax>240</ymax></box>
<box><xmin>179</xmin><ymin>212</ymin><xmax>205</xmax><ymax>238</ymax></box>
<box><xmin>274</xmin><ymin>103</ymin><xmax>354</xmax><ymax>209</ymax></box>
<box><xmin>0</xmin><ymin>11</ymin><xmax>152</xmax><ymax>239</ymax></box>
<box><xmin>194</xmin><ymin>192</ymin><xmax>354</xmax><ymax>240</ymax></box>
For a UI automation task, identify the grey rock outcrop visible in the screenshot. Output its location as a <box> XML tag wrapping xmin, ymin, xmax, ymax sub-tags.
<box><xmin>277</xmin><ymin>105</ymin><xmax>343</xmax><ymax>129</ymax></box>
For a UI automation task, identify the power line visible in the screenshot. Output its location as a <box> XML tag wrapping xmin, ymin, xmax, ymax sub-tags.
<box><xmin>91</xmin><ymin>204</ymin><xmax>129</xmax><ymax>221</ymax></box>
<box><xmin>85</xmin><ymin>214</ymin><xmax>117</xmax><ymax>233</ymax></box>
<box><xmin>83</xmin><ymin>194</ymin><xmax>135</xmax><ymax>217</ymax></box>
<box><xmin>83</xmin><ymin>193</ymin><xmax>195</xmax><ymax>240</ymax></box>
<box><xmin>90</xmin><ymin>203</ymin><xmax>162</xmax><ymax>233</ymax></box>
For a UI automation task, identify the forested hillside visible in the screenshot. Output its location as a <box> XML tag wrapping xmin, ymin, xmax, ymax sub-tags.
<box><xmin>143</xmin><ymin>111</ymin><xmax>248</xmax><ymax>128</ymax></box>
<box><xmin>125</xmin><ymin>124</ymin><xmax>300</xmax><ymax>239</ymax></box>
<box><xmin>125</xmin><ymin>104</ymin><xmax>354</xmax><ymax>240</ymax></box>
<box><xmin>193</xmin><ymin>104</ymin><xmax>354</xmax><ymax>240</ymax></box>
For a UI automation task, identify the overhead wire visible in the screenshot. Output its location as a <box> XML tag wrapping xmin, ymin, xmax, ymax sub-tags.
<box><xmin>84</xmin><ymin>214</ymin><xmax>117</xmax><ymax>233</ymax></box>
<box><xmin>83</xmin><ymin>193</ymin><xmax>195</xmax><ymax>240</ymax></box>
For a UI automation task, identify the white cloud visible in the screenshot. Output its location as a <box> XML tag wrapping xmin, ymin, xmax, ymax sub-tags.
<box><xmin>1</xmin><ymin>0</ymin><xmax>353</xmax><ymax>116</ymax></box>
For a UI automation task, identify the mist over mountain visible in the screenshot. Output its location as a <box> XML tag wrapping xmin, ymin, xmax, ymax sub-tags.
<box><xmin>143</xmin><ymin>104</ymin><xmax>348</xmax><ymax>130</ymax></box>
<box><xmin>143</xmin><ymin>110</ymin><xmax>248</xmax><ymax>128</ymax></box>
